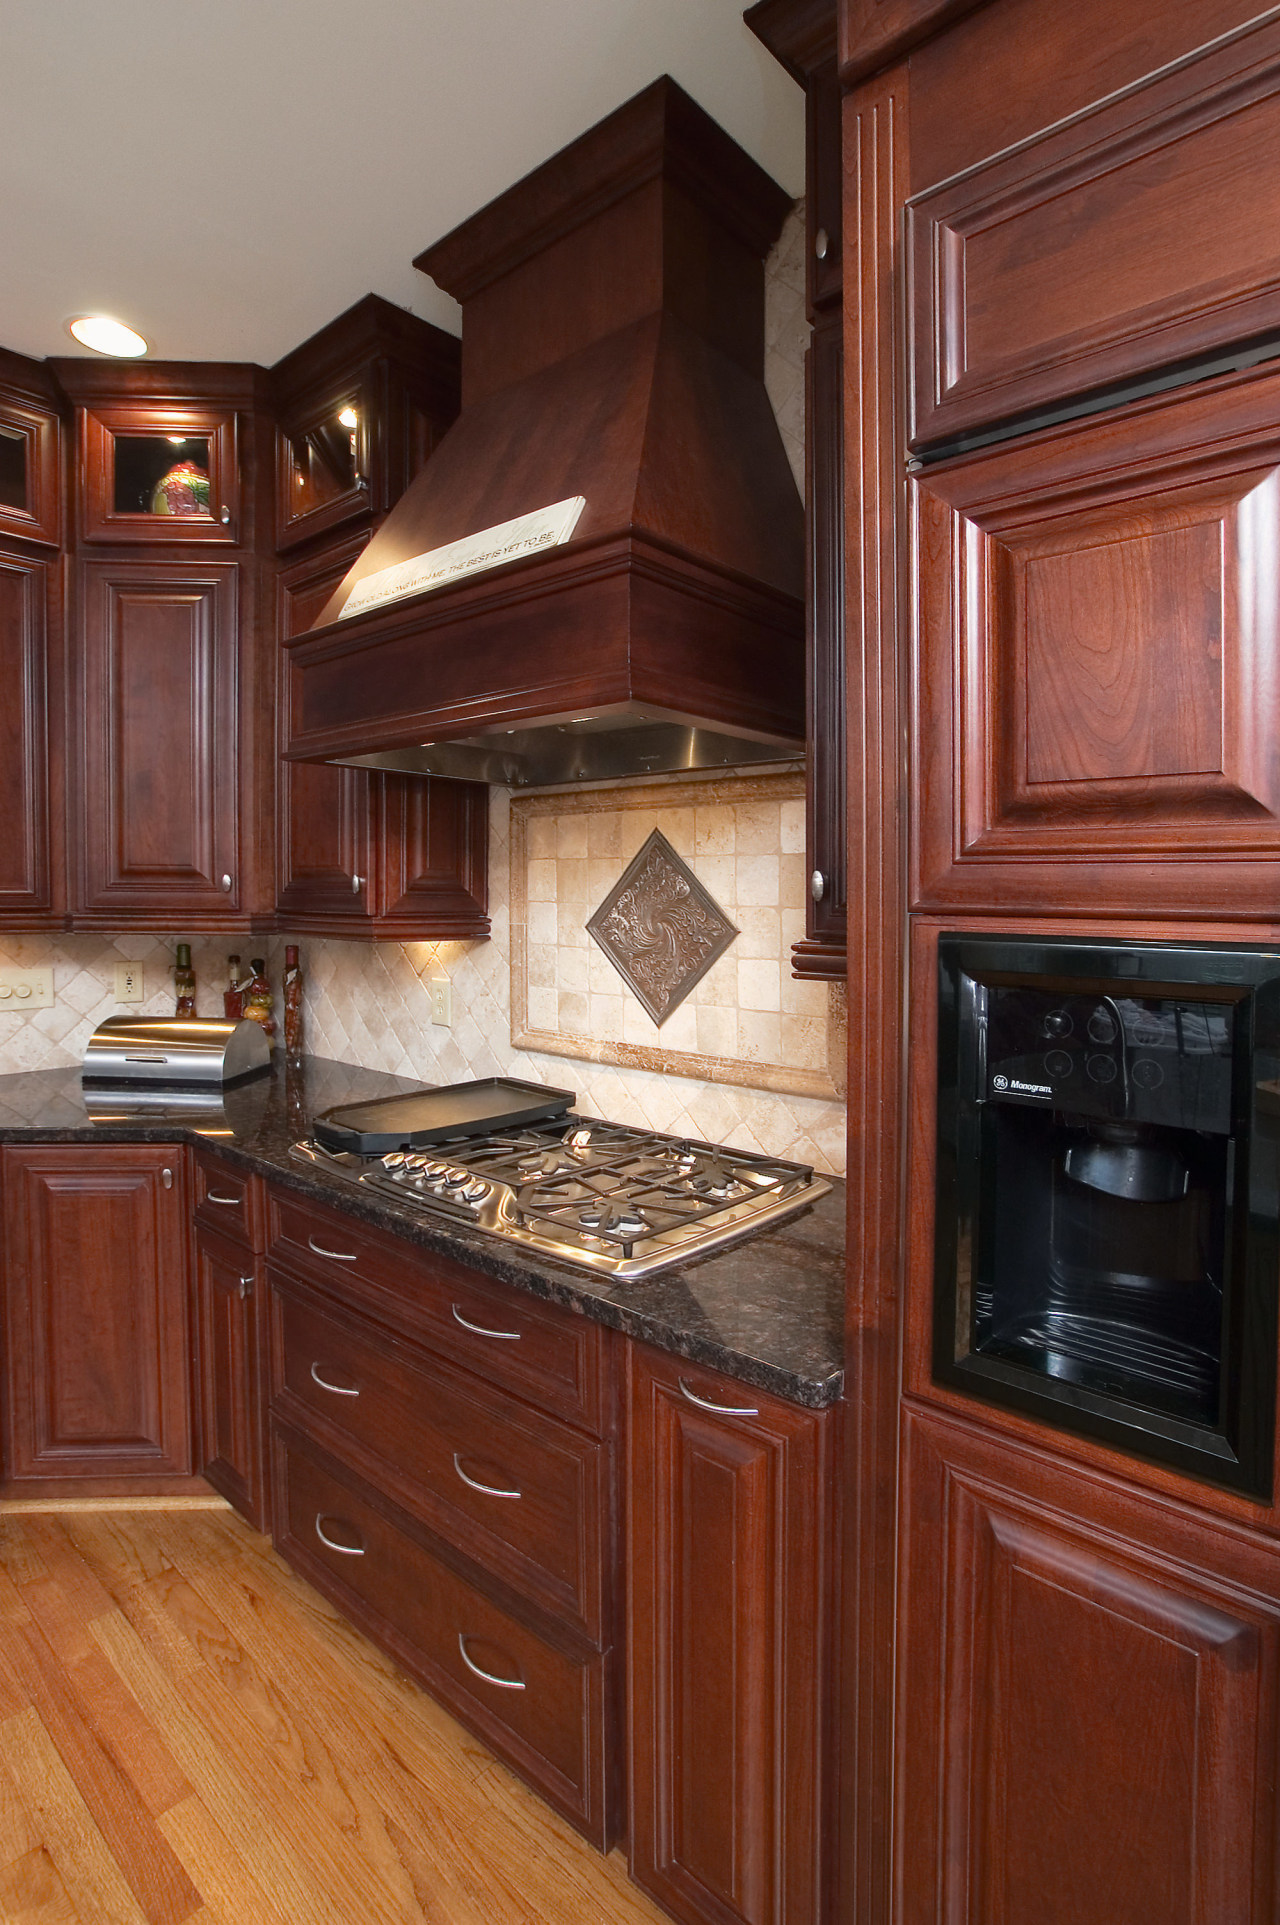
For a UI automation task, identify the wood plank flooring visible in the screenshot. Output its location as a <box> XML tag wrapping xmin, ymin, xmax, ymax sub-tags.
<box><xmin>0</xmin><ymin>1504</ymin><xmax>667</xmax><ymax>1925</ymax></box>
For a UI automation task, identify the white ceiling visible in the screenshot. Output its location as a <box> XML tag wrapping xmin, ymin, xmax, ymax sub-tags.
<box><xmin>0</xmin><ymin>0</ymin><xmax>804</xmax><ymax>368</ymax></box>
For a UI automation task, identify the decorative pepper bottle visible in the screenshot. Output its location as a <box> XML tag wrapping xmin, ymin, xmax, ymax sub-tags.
<box><xmin>174</xmin><ymin>942</ymin><xmax>196</xmax><ymax>1017</ymax></box>
<box><xmin>242</xmin><ymin>958</ymin><xmax>275</xmax><ymax>1038</ymax></box>
<box><xmin>223</xmin><ymin>954</ymin><xmax>244</xmax><ymax>1021</ymax></box>
<box><xmin>283</xmin><ymin>945</ymin><xmax>303</xmax><ymax>1056</ymax></box>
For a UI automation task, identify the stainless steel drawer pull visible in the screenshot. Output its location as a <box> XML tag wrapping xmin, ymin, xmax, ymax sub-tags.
<box><xmin>451</xmin><ymin>1304</ymin><xmax>520</xmax><ymax>1341</ymax></box>
<box><xmin>678</xmin><ymin>1377</ymin><xmax>760</xmax><ymax>1418</ymax></box>
<box><xmin>308</xmin><ymin>1236</ymin><xmax>358</xmax><ymax>1263</ymax></box>
<box><xmin>314</xmin><ymin>1515</ymin><xmax>364</xmax><ymax>1556</ymax></box>
<box><xmin>458</xmin><ymin>1634</ymin><xmax>525</xmax><ymax>1691</ymax></box>
<box><xmin>206</xmin><ymin>1190</ymin><xmax>240</xmax><ymax>1206</ymax></box>
<box><xmin>453</xmin><ymin>1453</ymin><xmax>521</xmax><ymax>1500</ymax></box>
<box><xmin>311</xmin><ymin>1361</ymin><xmax>359</xmax><ymax>1398</ymax></box>
<box><xmin>238</xmin><ymin>1276</ymin><xmax>253</xmax><ymax>1301</ymax></box>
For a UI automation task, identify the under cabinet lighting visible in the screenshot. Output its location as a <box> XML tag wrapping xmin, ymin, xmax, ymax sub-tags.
<box><xmin>67</xmin><ymin>315</ymin><xmax>148</xmax><ymax>357</ymax></box>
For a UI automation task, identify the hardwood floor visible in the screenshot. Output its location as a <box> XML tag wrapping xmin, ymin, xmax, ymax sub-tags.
<box><xmin>0</xmin><ymin>1502</ymin><xmax>665</xmax><ymax>1924</ymax></box>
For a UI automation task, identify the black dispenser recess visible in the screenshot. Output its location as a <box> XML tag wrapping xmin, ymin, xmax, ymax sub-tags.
<box><xmin>934</xmin><ymin>935</ymin><xmax>1280</xmax><ymax>1495</ymax></box>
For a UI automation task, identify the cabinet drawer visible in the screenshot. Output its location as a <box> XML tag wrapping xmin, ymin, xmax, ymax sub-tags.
<box><xmin>266</xmin><ymin>1186</ymin><xmax>607</xmax><ymax>1431</ymax></box>
<box><xmin>272</xmin><ymin>1426</ymin><xmax>614</xmax><ymax>1845</ymax></box>
<box><xmin>194</xmin><ymin>1153</ymin><xmax>260</xmax><ymax>1249</ymax></box>
<box><xmin>270</xmin><ymin>1273</ymin><xmax>608</xmax><ymax>1643</ymax></box>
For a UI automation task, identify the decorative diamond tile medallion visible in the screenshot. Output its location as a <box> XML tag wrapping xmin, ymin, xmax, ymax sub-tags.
<box><xmin>586</xmin><ymin>830</ymin><xmax>738</xmax><ymax>1027</ymax></box>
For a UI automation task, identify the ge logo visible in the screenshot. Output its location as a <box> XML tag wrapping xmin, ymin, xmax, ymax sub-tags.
<box><xmin>992</xmin><ymin>1074</ymin><xmax>1009</xmax><ymax>1091</ymax></box>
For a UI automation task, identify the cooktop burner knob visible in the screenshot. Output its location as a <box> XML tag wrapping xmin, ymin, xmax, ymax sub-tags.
<box><xmin>441</xmin><ymin>1167</ymin><xmax>469</xmax><ymax>1190</ymax></box>
<box><xmin>382</xmin><ymin>1152</ymin><xmax>408</xmax><ymax>1171</ymax></box>
<box><xmin>462</xmin><ymin>1178</ymin><xmax>489</xmax><ymax>1202</ymax></box>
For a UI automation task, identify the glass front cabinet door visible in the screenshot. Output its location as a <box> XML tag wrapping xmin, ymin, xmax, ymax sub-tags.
<box><xmin>76</xmin><ymin>403</ymin><xmax>239</xmax><ymax>543</ymax></box>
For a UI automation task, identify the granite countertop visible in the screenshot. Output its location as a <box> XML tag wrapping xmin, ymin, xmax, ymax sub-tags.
<box><xmin>0</xmin><ymin>1055</ymin><xmax>845</xmax><ymax>1409</ymax></box>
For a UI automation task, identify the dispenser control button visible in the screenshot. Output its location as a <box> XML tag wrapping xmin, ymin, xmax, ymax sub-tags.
<box><xmin>1042</xmin><ymin>1009</ymin><xmax>1074</xmax><ymax>1039</ymax></box>
<box><xmin>1086</xmin><ymin>1053</ymin><xmax>1118</xmax><ymax>1083</ymax></box>
<box><xmin>1044</xmin><ymin>1050</ymin><xmax>1074</xmax><ymax>1079</ymax></box>
<box><xmin>1132</xmin><ymin>1059</ymin><xmax>1164</xmax><ymax>1090</ymax></box>
<box><xmin>1087</xmin><ymin>1008</ymin><xmax>1118</xmax><ymax>1043</ymax></box>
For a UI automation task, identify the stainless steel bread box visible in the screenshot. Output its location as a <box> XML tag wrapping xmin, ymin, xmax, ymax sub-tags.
<box><xmin>82</xmin><ymin>1016</ymin><xmax>271</xmax><ymax>1086</ymax></box>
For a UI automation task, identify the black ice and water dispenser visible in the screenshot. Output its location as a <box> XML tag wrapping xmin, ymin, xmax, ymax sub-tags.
<box><xmin>934</xmin><ymin>936</ymin><xmax>1280</xmax><ymax>1494</ymax></box>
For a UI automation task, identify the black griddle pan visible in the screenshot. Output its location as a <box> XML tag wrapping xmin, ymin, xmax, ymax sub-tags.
<box><xmin>312</xmin><ymin>1078</ymin><xmax>575</xmax><ymax>1155</ymax></box>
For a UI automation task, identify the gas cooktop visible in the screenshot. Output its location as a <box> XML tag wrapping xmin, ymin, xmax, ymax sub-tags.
<box><xmin>291</xmin><ymin>1116</ymin><xmax>830</xmax><ymax>1280</ymax></box>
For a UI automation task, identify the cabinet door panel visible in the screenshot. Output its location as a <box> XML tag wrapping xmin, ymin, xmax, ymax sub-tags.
<box><xmin>195</xmin><ymin>1227</ymin><xmax>263</xmax><ymax>1527</ymax></box>
<box><xmin>913</xmin><ymin>362</ymin><xmax>1280</xmax><ymax>917</ymax></box>
<box><xmin>627</xmin><ymin>1346</ymin><xmax>833</xmax><ymax>1925</ymax></box>
<box><xmin>907</xmin><ymin>16</ymin><xmax>1280</xmax><ymax>446</ymax></box>
<box><xmin>374</xmin><ymin>772</ymin><xmax>489</xmax><ymax>937</ymax></box>
<box><xmin>4</xmin><ymin>1146</ymin><xmax>191</xmax><ymax>1478</ymax></box>
<box><xmin>0</xmin><ymin>551</ymin><xmax>61</xmax><ymax>925</ymax></box>
<box><xmin>75</xmin><ymin>561</ymin><xmax>241</xmax><ymax>919</ymax></box>
<box><xmin>276</xmin><ymin>535</ymin><xmax>375</xmax><ymax>927</ymax></box>
<box><xmin>897</xmin><ymin>1407</ymin><xmax>1280</xmax><ymax>1925</ymax></box>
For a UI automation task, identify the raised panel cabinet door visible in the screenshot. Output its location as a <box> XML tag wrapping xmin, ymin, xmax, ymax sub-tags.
<box><xmin>897</xmin><ymin>1406</ymin><xmax>1280</xmax><ymax>1925</ymax></box>
<box><xmin>3</xmin><ymin>1146</ymin><xmax>192</xmax><ymax>1479</ymax></box>
<box><xmin>912</xmin><ymin>359</ymin><xmax>1280</xmax><ymax>919</ymax></box>
<box><xmin>276</xmin><ymin>535</ymin><xmax>375</xmax><ymax>927</ymax></box>
<box><xmin>194</xmin><ymin>1227</ymin><xmax>263</xmax><ymax>1528</ymax></box>
<box><xmin>907</xmin><ymin>13</ymin><xmax>1280</xmax><ymax>447</ymax></box>
<box><xmin>0</xmin><ymin>550</ymin><xmax>62</xmax><ymax>926</ymax></box>
<box><xmin>373</xmin><ymin>773</ymin><xmax>489</xmax><ymax>938</ymax></box>
<box><xmin>626</xmin><ymin>1345</ymin><xmax>835</xmax><ymax>1925</ymax></box>
<box><xmin>74</xmin><ymin>559</ymin><xmax>242</xmax><ymax>922</ymax></box>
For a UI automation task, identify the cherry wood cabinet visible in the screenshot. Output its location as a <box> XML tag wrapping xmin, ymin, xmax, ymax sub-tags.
<box><xmin>269</xmin><ymin>292</ymin><xmax>460</xmax><ymax>553</ymax></box>
<box><xmin>0</xmin><ymin>347</ymin><xmax>61</xmax><ymax>549</ymax></box>
<box><xmin>896</xmin><ymin>1405</ymin><xmax>1280</xmax><ymax>1925</ymax></box>
<box><xmin>73</xmin><ymin>400</ymin><xmax>239</xmax><ymax>545</ymax></box>
<box><xmin>265</xmin><ymin>1181</ymin><xmax>620</xmax><ymax>1847</ymax></box>
<box><xmin>626</xmin><ymin>1342</ymin><xmax>837</xmax><ymax>1925</ymax></box>
<box><xmin>831</xmin><ymin>1</ymin><xmax>1280</xmax><ymax>1918</ymax></box>
<box><xmin>276</xmin><ymin>537</ymin><xmax>489</xmax><ymax>938</ymax></box>
<box><xmin>192</xmin><ymin>1147</ymin><xmax>267</xmax><ymax>1528</ymax></box>
<box><xmin>911</xmin><ymin>354</ymin><xmax>1280</xmax><ymax>922</ymax></box>
<box><xmin>906</xmin><ymin>12</ymin><xmax>1280</xmax><ymax>450</ymax></box>
<box><xmin>2</xmin><ymin>1145</ymin><xmax>192</xmax><ymax>1481</ymax></box>
<box><xmin>71</xmin><ymin>558</ymin><xmax>254</xmax><ymax>926</ymax></box>
<box><xmin>0</xmin><ymin>550</ymin><xmax>64</xmax><ymax>929</ymax></box>
<box><xmin>194</xmin><ymin>1224</ymin><xmax>264</xmax><ymax>1529</ymax></box>
<box><xmin>275</xmin><ymin>534</ymin><xmax>377</xmax><ymax>928</ymax></box>
<box><xmin>749</xmin><ymin>0</ymin><xmax>846</xmax><ymax>981</ymax></box>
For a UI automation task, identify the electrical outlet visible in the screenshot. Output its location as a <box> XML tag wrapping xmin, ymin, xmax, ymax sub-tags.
<box><xmin>0</xmin><ymin>966</ymin><xmax>53</xmax><ymax>1011</ymax></box>
<box><xmin>430</xmin><ymin>977</ymin><xmax>452</xmax><ymax>1027</ymax></box>
<box><xmin>115</xmin><ymin>962</ymin><xmax>145</xmax><ymax>1003</ymax></box>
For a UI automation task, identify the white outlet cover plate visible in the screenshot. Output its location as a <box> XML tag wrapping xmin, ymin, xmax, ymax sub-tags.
<box><xmin>430</xmin><ymin>978</ymin><xmax>452</xmax><ymax>1026</ymax></box>
<box><xmin>115</xmin><ymin>963</ymin><xmax>145</xmax><ymax>1003</ymax></box>
<box><xmin>0</xmin><ymin>967</ymin><xmax>53</xmax><ymax>1010</ymax></box>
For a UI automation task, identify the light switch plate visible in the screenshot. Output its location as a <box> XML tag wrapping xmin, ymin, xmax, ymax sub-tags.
<box><xmin>0</xmin><ymin>966</ymin><xmax>53</xmax><ymax>1011</ymax></box>
<box><xmin>115</xmin><ymin>962</ymin><xmax>145</xmax><ymax>1003</ymax></box>
<box><xmin>430</xmin><ymin>978</ymin><xmax>452</xmax><ymax>1026</ymax></box>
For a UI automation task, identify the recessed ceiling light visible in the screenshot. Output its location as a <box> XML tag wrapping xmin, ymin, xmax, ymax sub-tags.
<box><xmin>337</xmin><ymin>406</ymin><xmax>358</xmax><ymax>429</ymax></box>
<box><xmin>66</xmin><ymin>315</ymin><xmax>148</xmax><ymax>357</ymax></box>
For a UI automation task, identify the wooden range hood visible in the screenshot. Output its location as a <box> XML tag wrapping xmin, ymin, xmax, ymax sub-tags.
<box><xmin>284</xmin><ymin>78</ymin><xmax>806</xmax><ymax>789</ymax></box>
